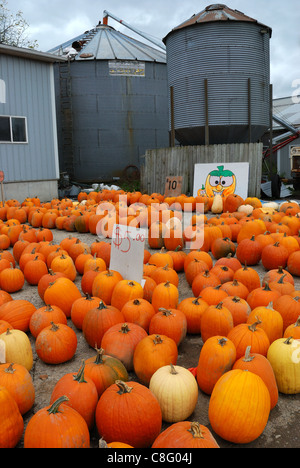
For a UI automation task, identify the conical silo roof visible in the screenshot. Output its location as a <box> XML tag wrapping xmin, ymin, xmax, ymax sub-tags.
<box><xmin>49</xmin><ymin>23</ymin><xmax>166</xmax><ymax>63</ymax></box>
<box><xmin>163</xmin><ymin>3</ymin><xmax>272</xmax><ymax>42</ymax></box>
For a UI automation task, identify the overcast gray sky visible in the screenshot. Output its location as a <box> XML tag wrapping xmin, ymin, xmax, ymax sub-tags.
<box><xmin>7</xmin><ymin>0</ymin><xmax>300</xmax><ymax>99</ymax></box>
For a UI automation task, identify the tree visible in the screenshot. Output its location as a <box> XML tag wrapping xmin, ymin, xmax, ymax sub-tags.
<box><xmin>0</xmin><ymin>0</ymin><xmax>38</xmax><ymax>48</ymax></box>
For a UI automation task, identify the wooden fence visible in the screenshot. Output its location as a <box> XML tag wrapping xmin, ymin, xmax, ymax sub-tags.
<box><xmin>140</xmin><ymin>142</ymin><xmax>263</xmax><ymax>198</ymax></box>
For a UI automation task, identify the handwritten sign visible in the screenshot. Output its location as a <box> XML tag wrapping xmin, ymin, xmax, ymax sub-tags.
<box><xmin>109</xmin><ymin>224</ymin><xmax>146</xmax><ymax>284</ymax></box>
<box><xmin>164</xmin><ymin>176</ymin><xmax>182</xmax><ymax>197</ymax></box>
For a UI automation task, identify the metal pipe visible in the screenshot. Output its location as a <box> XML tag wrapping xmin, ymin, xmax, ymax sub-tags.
<box><xmin>103</xmin><ymin>10</ymin><xmax>166</xmax><ymax>51</ymax></box>
<box><xmin>272</xmin><ymin>114</ymin><xmax>299</xmax><ymax>135</ymax></box>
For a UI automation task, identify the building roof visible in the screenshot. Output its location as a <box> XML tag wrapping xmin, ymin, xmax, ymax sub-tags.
<box><xmin>273</xmin><ymin>96</ymin><xmax>300</xmax><ymax>129</ymax></box>
<box><xmin>0</xmin><ymin>43</ymin><xmax>66</xmax><ymax>63</ymax></box>
<box><xmin>163</xmin><ymin>3</ymin><xmax>272</xmax><ymax>42</ymax></box>
<box><xmin>48</xmin><ymin>24</ymin><xmax>166</xmax><ymax>63</ymax></box>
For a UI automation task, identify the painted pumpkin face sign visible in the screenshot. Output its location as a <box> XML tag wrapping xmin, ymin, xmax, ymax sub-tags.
<box><xmin>204</xmin><ymin>165</ymin><xmax>236</xmax><ymax>198</ymax></box>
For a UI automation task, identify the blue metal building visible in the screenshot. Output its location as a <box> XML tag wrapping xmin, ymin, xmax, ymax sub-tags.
<box><xmin>0</xmin><ymin>43</ymin><xmax>65</xmax><ymax>202</ymax></box>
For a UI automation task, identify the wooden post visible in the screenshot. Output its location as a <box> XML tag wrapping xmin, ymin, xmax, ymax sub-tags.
<box><xmin>248</xmin><ymin>78</ymin><xmax>252</xmax><ymax>143</ymax></box>
<box><xmin>204</xmin><ymin>79</ymin><xmax>209</xmax><ymax>146</ymax></box>
<box><xmin>170</xmin><ymin>86</ymin><xmax>175</xmax><ymax>148</ymax></box>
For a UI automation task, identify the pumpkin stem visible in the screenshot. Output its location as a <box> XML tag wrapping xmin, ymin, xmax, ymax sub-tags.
<box><xmin>98</xmin><ymin>301</ymin><xmax>107</xmax><ymax>310</ymax></box>
<box><xmin>73</xmin><ymin>360</ymin><xmax>87</xmax><ymax>384</ymax></box>
<box><xmin>99</xmin><ymin>438</ymin><xmax>108</xmax><ymax>448</ymax></box>
<box><xmin>115</xmin><ymin>380</ymin><xmax>133</xmax><ymax>394</ymax></box>
<box><xmin>170</xmin><ymin>363</ymin><xmax>178</xmax><ymax>375</ymax></box>
<box><xmin>45</xmin><ymin>305</ymin><xmax>54</xmax><ymax>312</ymax></box>
<box><xmin>284</xmin><ymin>337</ymin><xmax>294</xmax><ymax>345</ymax></box>
<box><xmin>50</xmin><ymin>322</ymin><xmax>60</xmax><ymax>332</ymax></box>
<box><xmin>248</xmin><ymin>318</ymin><xmax>262</xmax><ymax>332</ymax></box>
<box><xmin>232</xmin><ymin>296</ymin><xmax>241</xmax><ymax>303</ymax></box>
<box><xmin>153</xmin><ymin>335</ymin><xmax>163</xmax><ymax>345</ymax></box>
<box><xmin>47</xmin><ymin>395</ymin><xmax>69</xmax><ymax>414</ymax></box>
<box><xmin>93</xmin><ymin>347</ymin><xmax>105</xmax><ymax>364</ymax></box>
<box><xmin>218</xmin><ymin>337</ymin><xmax>228</xmax><ymax>347</ymax></box>
<box><xmin>193</xmin><ymin>297</ymin><xmax>201</xmax><ymax>305</ymax></box>
<box><xmin>242</xmin><ymin>346</ymin><xmax>255</xmax><ymax>362</ymax></box>
<box><xmin>188</xmin><ymin>422</ymin><xmax>205</xmax><ymax>439</ymax></box>
<box><xmin>133</xmin><ymin>299</ymin><xmax>141</xmax><ymax>306</ymax></box>
<box><xmin>119</xmin><ymin>323</ymin><xmax>130</xmax><ymax>334</ymax></box>
<box><xmin>4</xmin><ymin>363</ymin><xmax>16</xmax><ymax>374</ymax></box>
<box><xmin>215</xmin><ymin>302</ymin><xmax>223</xmax><ymax>310</ymax></box>
<box><xmin>277</xmin><ymin>274</ymin><xmax>286</xmax><ymax>284</ymax></box>
<box><xmin>158</xmin><ymin>308</ymin><xmax>173</xmax><ymax>316</ymax></box>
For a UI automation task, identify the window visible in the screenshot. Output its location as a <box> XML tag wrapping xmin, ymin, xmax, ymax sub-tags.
<box><xmin>0</xmin><ymin>116</ymin><xmax>27</xmax><ymax>143</ymax></box>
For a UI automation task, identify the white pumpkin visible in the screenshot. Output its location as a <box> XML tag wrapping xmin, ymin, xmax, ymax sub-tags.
<box><xmin>149</xmin><ymin>364</ymin><xmax>198</xmax><ymax>422</ymax></box>
<box><xmin>238</xmin><ymin>204</ymin><xmax>253</xmax><ymax>215</ymax></box>
<box><xmin>262</xmin><ymin>202</ymin><xmax>279</xmax><ymax>211</ymax></box>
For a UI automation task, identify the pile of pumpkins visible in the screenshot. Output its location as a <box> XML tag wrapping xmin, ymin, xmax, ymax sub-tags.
<box><xmin>0</xmin><ymin>191</ymin><xmax>299</xmax><ymax>448</ymax></box>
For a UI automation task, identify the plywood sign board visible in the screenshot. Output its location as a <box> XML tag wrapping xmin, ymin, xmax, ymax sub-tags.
<box><xmin>193</xmin><ymin>163</ymin><xmax>249</xmax><ymax>199</ymax></box>
<box><xmin>164</xmin><ymin>176</ymin><xmax>183</xmax><ymax>197</ymax></box>
<box><xmin>109</xmin><ymin>224</ymin><xmax>146</xmax><ymax>285</ymax></box>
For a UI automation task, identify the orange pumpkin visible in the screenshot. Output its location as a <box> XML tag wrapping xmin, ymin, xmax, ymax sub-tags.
<box><xmin>208</xmin><ymin>369</ymin><xmax>270</xmax><ymax>444</ymax></box>
<box><xmin>177</xmin><ymin>296</ymin><xmax>209</xmax><ymax>334</ymax></box>
<box><xmin>200</xmin><ymin>302</ymin><xmax>234</xmax><ymax>342</ymax></box>
<box><xmin>0</xmin><ymin>385</ymin><xmax>24</xmax><ymax>448</ymax></box>
<box><xmin>227</xmin><ymin>320</ymin><xmax>270</xmax><ymax>359</ymax></box>
<box><xmin>152</xmin><ymin>421</ymin><xmax>220</xmax><ymax>448</ymax></box>
<box><xmin>101</xmin><ymin>322</ymin><xmax>148</xmax><ymax>371</ymax></box>
<box><xmin>197</xmin><ymin>336</ymin><xmax>236</xmax><ymax>395</ymax></box>
<box><xmin>35</xmin><ymin>322</ymin><xmax>77</xmax><ymax>364</ymax></box>
<box><xmin>24</xmin><ymin>396</ymin><xmax>90</xmax><ymax>448</ymax></box>
<box><xmin>95</xmin><ymin>380</ymin><xmax>162</xmax><ymax>448</ymax></box>
<box><xmin>84</xmin><ymin>348</ymin><xmax>128</xmax><ymax>398</ymax></box>
<box><xmin>120</xmin><ymin>298</ymin><xmax>155</xmax><ymax>332</ymax></box>
<box><xmin>149</xmin><ymin>308</ymin><xmax>187</xmax><ymax>346</ymax></box>
<box><xmin>233</xmin><ymin>345</ymin><xmax>278</xmax><ymax>409</ymax></box>
<box><xmin>133</xmin><ymin>334</ymin><xmax>178</xmax><ymax>385</ymax></box>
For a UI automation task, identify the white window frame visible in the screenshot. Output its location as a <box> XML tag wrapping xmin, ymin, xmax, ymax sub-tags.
<box><xmin>0</xmin><ymin>115</ymin><xmax>28</xmax><ymax>144</ymax></box>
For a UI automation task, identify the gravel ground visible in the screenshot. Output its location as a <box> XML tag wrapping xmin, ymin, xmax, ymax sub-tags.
<box><xmin>6</xmin><ymin>214</ymin><xmax>299</xmax><ymax>449</ymax></box>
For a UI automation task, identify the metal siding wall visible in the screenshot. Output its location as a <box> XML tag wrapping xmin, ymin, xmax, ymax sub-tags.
<box><xmin>0</xmin><ymin>55</ymin><xmax>58</xmax><ymax>182</ymax></box>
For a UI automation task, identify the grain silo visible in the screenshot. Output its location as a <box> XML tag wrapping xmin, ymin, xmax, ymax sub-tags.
<box><xmin>163</xmin><ymin>3</ymin><xmax>272</xmax><ymax>146</ymax></box>
<box><xmin>49</xmin><ymin>16</ymin><xmax>169</xmax><ymax>183</ymax></box>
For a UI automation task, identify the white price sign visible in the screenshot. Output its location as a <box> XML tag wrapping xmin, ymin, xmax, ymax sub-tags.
<box><xmin>0</xmin><ymin>339</ymin><xmax>5</xmax><ymax>363</ymax></box>
<box><xmin>109</xmin><ymin>224</ymin><xmax>146</xmax><ymax>285</ymax></box>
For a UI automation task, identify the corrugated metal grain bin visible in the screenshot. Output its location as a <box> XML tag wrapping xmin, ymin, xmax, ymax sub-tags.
<box><xmin>50</xmin><ymin>23</ymin><xmax>169</xmax><ymax>183</ymax></box>
<box><xmin>163</xmin><ymin>4</ymin><xmax>272</xmax><ymax>146</ymax></box>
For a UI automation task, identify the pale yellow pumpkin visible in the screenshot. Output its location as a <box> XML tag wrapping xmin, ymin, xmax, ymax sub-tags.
<box><xmin>267</xmin><ymin>337</ymin><xmax>300</xmax><ymax>394</ymax></box>
<box><xmin>0</xmin><ymin>329</ymin><xmax>33</xmax><ymax>371</ymax></box>
<box><xmin>238</xmin><ymin>204</ymin><xmax>253</xmax><ymax>216</ymax></box>
<box><xmin>211</xmin><ymin>194</ymin><xmax>223</xmax><ymax>214</ymax></box>
<box><xmin>149</xmin><ymin>364</ymin><xmax>198</xmax><ymax>423</ymax></box>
